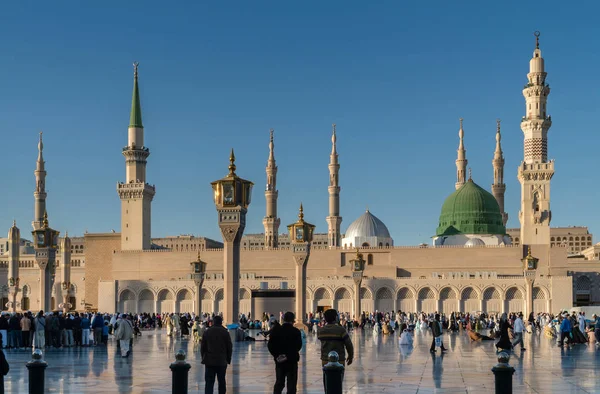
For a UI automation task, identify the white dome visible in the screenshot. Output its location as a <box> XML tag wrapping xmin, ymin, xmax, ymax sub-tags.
<box><xmin>465</xmin><ymin>238</ymin><xmax>485</xmax><ymax>247</ymax></box>
<box><xmin>344</xmin><ymin>210</ymin><xmax>391</xmax><ymax>239</ymax></box>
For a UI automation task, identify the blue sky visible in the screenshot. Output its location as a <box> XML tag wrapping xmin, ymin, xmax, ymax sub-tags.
<box><xmin>1</xmin><ymin>2</ymin><xmax>599</xmax><ymax>245</ymax></box>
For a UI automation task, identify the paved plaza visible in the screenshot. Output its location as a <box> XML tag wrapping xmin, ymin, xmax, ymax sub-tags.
<box><xmin>2</xmin><ymin>329</ymin><xmax>600</xmax><ymax>393</ymax></box>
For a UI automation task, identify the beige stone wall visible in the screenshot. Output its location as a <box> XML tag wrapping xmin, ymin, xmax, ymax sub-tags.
<box><xmin>84</xmin><ymin>233</ymin><xmax>121</xmax><ymax>309</ymax></box>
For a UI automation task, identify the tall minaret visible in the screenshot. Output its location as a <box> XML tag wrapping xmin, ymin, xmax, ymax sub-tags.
<box><xmin>8</xmin><ymin>221</ymin><xmax>20</xmax><ymax>312</ymax></box>
<box><xmin>455</xmin><ymin>118</ymin><xmax>467</xmax><ymax>190</ymax></box>
<box><xmin>263</xmin><ymin>129</ymin><xmax>280</xmax><ymax>248</ymax></box>
<box><xmin>117</xmin><ymin>62</ymin><xmax>156</xmax><ymax>250</ymax></box>
<box><xmin>492</xmin><ymin>119</ymin><xmax>508</xmax><ymax>226</ymax></box>
<box><xmin>326</xmin><ymin>124</ymin><xmax>342</xmax><ymax>248</ymax></box>
<box><xmin>518</xmin><ymin>32</ymin><xmax>553</xmax><ymax>245</ymax></box>
<box><xmin>32</xmin><ymin>132</ymin><xmax>47</xmax><ymax>230</ymax></box>
<box><xmin>60</xmin><ymin>232</ymin><xmax>72</xmax><ymax>313</ymax></box>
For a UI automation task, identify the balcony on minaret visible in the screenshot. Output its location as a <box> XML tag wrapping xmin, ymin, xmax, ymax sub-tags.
<box><xmin>117</xmin><ymin>181</ymin><xmax>156</xmax><ymax>200</ymax></box>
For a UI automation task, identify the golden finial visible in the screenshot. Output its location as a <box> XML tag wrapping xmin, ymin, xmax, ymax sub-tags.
<box><xmin>12</xmin><ymin>219</ymin><xmax>16</xmax><ymax>227</ymax></box>
<box><xmin>228</xmin><ymin>148</ymin><xmax>236</xmax><ymax>175</ymax></box>
<box><xmin>298</xmin><ymin>203</ymin><xmax>304</xmax><ymax>221</ymax></box>
<box><xmin>459</xmin><ymin>118</ymin><xmax>463</xmax><ymax>128</ymax></box>
<box><xmin>43</xmin><ymin>211</ymin><xmax>49</xmax><ymax>228</ymax></box>
<box><xmin>197</xmin><ymin>251</ymin><xmax>202</xmax><ymax>261</ymax></box>
<box><xmin>133</xmin><ymin>62</ymin><xmax>139</xmax><ymax>78</ymax></box>
<box><xmin>496</xmin><ymin>119</ymin><xmax>501</xmax><ymax>133</ymax></box>
<box><xmin>534</xmin><ymin>31</ymin><xmax>540</xmax><ymax>49</ymax></box>
<box><xmin>269</xmin><ymin>129</ymin><xmax>274</xmax><ymax>143</ymax></box>
<box><xmin>527</xmin><ymin>246</ymin><xmax>532</xmax><ymax>257</ymax></box>
<box><xmin>355</xmin><ymin>247</ymin><xmax>363</xmax><ymax>260</ymax></box>
<box><xmin>468</xmin><ymin>168</ymin><xmax>472</xmax><ymax>181</ymax></box>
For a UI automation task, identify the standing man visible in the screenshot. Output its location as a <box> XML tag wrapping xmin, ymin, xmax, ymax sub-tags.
<box><xmin>268</xmin><ymin>311</ymin><xmax>303</xmax><ymax>394</ymax></box>
<box><xmin>201</xmin><ymin>315</ymin><xmax>232</xmax><ymax>394</ymax></box>
<box><xmin>558</xmin><ymin>312</ymin><xmax>572</xmax><ymax>347</ymax></box>
<box><xmin>511</xmin><ymin>312</ymin><xmax>526</xmax><ymax>351</ymax></box>
<box><xmin>592</xmin><ymin>314</ymin><xmax>600</xmax><ymax>347</ymax></box>
<box><xmin>429</xmin><ymin>314</ymin><xmax>447</xmax><ymax>353</ymax></box>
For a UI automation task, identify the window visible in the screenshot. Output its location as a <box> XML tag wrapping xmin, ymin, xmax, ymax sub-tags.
<box><xmin>367</xmin><ymin>254</ymin><xmax>373</xmax><ymax>265</ymax></box>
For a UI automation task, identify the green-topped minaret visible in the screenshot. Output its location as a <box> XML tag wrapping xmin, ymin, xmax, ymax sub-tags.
<box><xmin>129</xmin><ymin>62</ymin><xmax>143</xmax><ymax>128</ymax></box>
<box><xmin>117</xmin><ymin>62</ymin><xmax>155</xmax><ymax>251</ymax></box>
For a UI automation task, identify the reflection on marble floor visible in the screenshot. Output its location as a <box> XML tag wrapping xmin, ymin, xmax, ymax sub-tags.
<box><xmin>2</xmin><ymin>328</ymin><xmax>600</xmax><ymax>393</ymax></box>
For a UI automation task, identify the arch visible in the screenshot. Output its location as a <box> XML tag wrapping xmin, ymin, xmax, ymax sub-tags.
<box><xmin>532</xmin><ymin>287</ymin><xmax>547</xmax><ymax>299</ymax></box>
<box><xmin>314</xmin><ymin>287</ymin><xmax>332</xmax><ymax>300</ymax></box>
<box><xmin>200</xmin><ymin>288</ymin><xmax>212</xmax><ymax>300</ymax></box>
<box><xmin>360</xmin><ymin>287</ymin><xmax>373</xmax><ymax>299</ymax></box>
<box><xmin>22</xmin><ymin>285</ymin><xmax>31</xmax><ymax>297</ymax></box>
<box><xmin>418</xmin><ymin>287</ymin><xmax>435</xmax><ymax>299</ymax></box>
<box><xmin>483</xmin><ymin>287</ymin><xmax>501</xmax><ymax>300</ymax></box>
<box><xmin>361</xmin><ymin>242</ymin><xmax>370</xmax><ymax>247</ymax></box>
<box><xmin>576</xmin><ymin>276</ymin><xmax>591</xmax><ymax>291</ymax></box>
<box><xmin>334</xmin><ymin>287</ymin><xmax>352</xmax><ymax>300</ymax></box>
<box><xmin>461</xmin><ymin>287</ymin><xmax>479</xmax><ymax>300</ymax></box>
<box><xmin>119</xmin><ymin>289</ymin><xmax>136</xmax><ymax>314</ymax></box>
<box><xmin>439</xmin><ymin>287</ymin><xmax>457</xmax><ymax>300</ymax></box>
<box><xmin>375</xmin><ymin>287</ymin><xmax>393</xmax><ymax>299</ymax></box>
<box><xmin>176</xmin><ymin>288</ymin><xmax>193</xmax><ymax>301</ymax></box>
<box><xmin>239</xmin><ymin>288</ymin><xmax>251</xmax><ymax>300</ymax></box>
<box><xmin>505</xmin><ymin>287</ymin><xmax>524</xmax><ymax>300</ymax></box>
<box><xmin>138</xmin><ymin>289</ymin><xmax>154</xmax><ymax>300</ymax></box>
<box><xmin>157</xmin><ymin>289</ymin><xmax>174</xmax><ymax>301</ymax></box>
<box><xmin>215</xmin><ymin>288</ymin><xmax>224</xmax><ymax>301</ymax></box>
<box><xmin>70</xmin><ymin>283</ymin><xmax>77</xmax><ymax>294</ymax></box>
<box><xmin>397</xmin><ymin>287</ymin><xmax>415</xmax><ymax>299</ymax></box>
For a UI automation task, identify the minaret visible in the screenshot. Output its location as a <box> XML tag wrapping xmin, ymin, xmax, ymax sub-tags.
<box><xmin>32</xmin><ymin>132</ymin><xmax>47</xmax><ymax>230</ymax></box>
<box><xmin>60</xmin><ymin>232</ymin><xmax>72</xmax><ymax>313</ymax></box>
<box><xmin>455</xmin><ymin>118</ymin><xmax>467</xmax><ymax>190</ymax></box>
<box><xmin>117</xmin><ymin>62</ymin><xmax>156</xmax><ymax>250</ymax></box>
<box><xmin>263</xmin><ymin>129</ymin><xmax>280</xmax><ymax>248</ymax></box>
<box><xmin>518</xmin><ymin>32</ymin><xmax>553</xmax><ymax>245</ymax></box>
<box><xmin>492</xmin><ymin>119</ymin><xmax>508</xmax><ymax>226</ymax></box>
<box><xmin>326</xmin><ymin>124</ymin><xmax>342</xmax><ymax>248</ymax></box>
<box><xmin>8</xmin><ymin>221</ymin><xmax>20</xmax><ymax>312</ymax></box>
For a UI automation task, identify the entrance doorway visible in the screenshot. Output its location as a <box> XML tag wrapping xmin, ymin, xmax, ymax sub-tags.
<box><xmin>317</xmin><ymin>305</ymin><xmax>331</xmax><ymax>313</ymax></box>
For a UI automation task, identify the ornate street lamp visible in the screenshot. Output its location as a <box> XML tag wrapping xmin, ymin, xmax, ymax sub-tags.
<box><xmin>31</xmin><ymin>212</ymin><xmax>60</xmax><ymax>312</ymax></box>
<box><xmin>350</xmin><ymin>249</ymin><xmax>366</xmax><ymax>321</ymax></box>
<box><xmin>522</xmin><ymin>246</ymin><xmax>539</xmax><ymax>317</ymax></box>
<box><xmin>287</xmin><ymin>203</ymin><xmax>315</xmax><ymax>330</ymax></box>
<box><xmin>190</xmin><ymin>252</ymin><xmax>208</xmax><ymax>317</ymax></box>
<box><xmin>210</xmin><ymin>150</ymin><xmax>253</xmax><ymax>324</ymax></box>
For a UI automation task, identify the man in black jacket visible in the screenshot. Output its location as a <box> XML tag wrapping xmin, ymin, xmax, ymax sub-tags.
<box><xmin>201</xmin><ymin>315</ymin><xmax>232</xmax><ymax>394</ymax></box>
<box><xmin>268</xmin><ymin>311</ymin><xmax>303</xmax><ymax>394</ymax></box>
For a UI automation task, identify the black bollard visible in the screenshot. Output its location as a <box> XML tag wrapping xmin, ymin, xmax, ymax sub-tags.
<box><xmin>170</xmin><ymin>349</ymin><xmax>191</xmax><ymax>394</ymax></box>
<box><xmin>26</xmin><ymin>349</ymin><xmax>48</xmax><ymax>394</ymax></box>
<box><xmin>323</xmin><ymin>351</ymin><xmax>344</xmax><ymax>394</ymax></box>
<box><xmin>491</xmin><ymin>351</ymin><xmax>515</xmax><ymax>394</ymax></box>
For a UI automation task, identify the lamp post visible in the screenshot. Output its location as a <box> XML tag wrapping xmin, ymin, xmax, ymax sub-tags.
<box><xmin>522</xmin><ymin>246</ymin><xmax>538</xmax><ymax>317</ymax></box>
<box><xmin>350</xmin><ymin>249</ymin><xmax>366</xmax><ymax>321</ymax></box>
<box><xmin>31</xmin><ymin>212</ymin><xmax>59</xmax><ymax>312</ymax></box>
<box><xmin>287</xmin><ymin>203</ymin><xmax>315</xmax><ymax>331</ymax></box>
<box><xmin>211</xmin><ymin>149</ymin><xmax>253</xmax><ymax>325</ymax></box>
<box><xmin>60</xmin><ymin>283</ymin><xmax>72</xmax><ymax>314</ymax></box>
<box><xmin>190</xmin><ymin>252</ymin><xmax>208</xmax><ymax>317</ymax></box>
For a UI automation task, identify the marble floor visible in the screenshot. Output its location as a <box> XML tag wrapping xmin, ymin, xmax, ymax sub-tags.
<box><xmin>2</xmin><ymin>328</ymin><xmax>600</xmax><ymax>393</ymax></box>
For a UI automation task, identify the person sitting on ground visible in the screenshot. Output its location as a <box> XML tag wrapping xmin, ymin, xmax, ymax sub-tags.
<box><xmin>467</xmin><ymin>328</ymin><xmax>494</xmax><ymax>341</ymax></box>
<box><xmin>399</xmin><ymin>329</ymin><xmax>413</xmax><ymax>346</ymax></box>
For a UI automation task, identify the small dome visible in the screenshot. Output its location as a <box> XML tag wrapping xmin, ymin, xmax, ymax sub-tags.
<box><xmin>436</xmin><ymin>179</ymin><xmax>506</xmax><ymax>237</ymax></box>
<box><xmin>465</xmin><ymin>238</ymin><xmax>485</xmax><ymax>247</ymax></box>
<box><xmin>344</xmin><ymin>210</ymin><xmax>391</xmax><ymax>239</ymax></box>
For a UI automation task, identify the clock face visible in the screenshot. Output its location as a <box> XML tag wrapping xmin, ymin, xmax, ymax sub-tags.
<box><xmin>528</xmin><ymin>261</ymin><xmax>535</xmax><ymax>269</ymax></box>
<box><xmin>223</xmin><ymin>183</ymin><xmax>234</xmax><ymax>205</ymax></box>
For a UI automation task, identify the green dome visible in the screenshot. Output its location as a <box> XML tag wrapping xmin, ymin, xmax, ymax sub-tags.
<box><xmin>436</xmin><ymin>180</ymin><xmax>506</xmax><ymax>237</ymax></box>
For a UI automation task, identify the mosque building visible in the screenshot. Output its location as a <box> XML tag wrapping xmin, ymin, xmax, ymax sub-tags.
<box><xmin>2</xmin><ymin>34</ymin><xmax>600</xmax><ymax>318</ymax></box>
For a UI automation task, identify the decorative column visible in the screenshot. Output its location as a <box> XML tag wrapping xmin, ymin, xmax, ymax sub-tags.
<box><xmin>349</xmin><ymin>249</ymin><xmax>366</xmax><ymax>320</ymax></box>
<box><xmin>287</xmin><ymin>204</ymin><xmax>315</xmax><ymax>331</ymax></box>
<box><xmin>211</xmin><ymin>150</ymin><xmax>253</xmax><ymax>325</ymax></box>
<box><xmin>31</xmin><ymin>212</ymin><xmax>59</xmax><ymax>312</ymax></box>
<box><xmin>190</xmin><ymin>252</ymin><xmax>207</xmax><ymax>317</ymax></box>
<box><xmin>522</xmin><ymin>247</ymin><xmax>539</xmax><ymax>316</ymax></box>
<box><xmin>59</xmin><ymin>233</ymin><xmax>72</xmax><ymax>314</ymax></box>
<box><xmin>7</xmin><ymin>221</ymin><xmax>21</xmax><ymax>312</ymax></box>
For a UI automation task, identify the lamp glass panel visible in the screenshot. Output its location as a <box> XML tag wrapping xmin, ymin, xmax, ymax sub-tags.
<box><xmin>223</xmin><ymin>182</ymin><xmax>235</xmax><ymax>205</ymax></box>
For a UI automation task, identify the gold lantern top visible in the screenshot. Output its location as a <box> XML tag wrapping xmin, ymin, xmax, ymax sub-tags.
<box><xmin>350</xmin><ymin>248</ymin><xmax>366</xmax><ymax>273</ymax></box>
<box><xmin>31</xmin><ymin>211</ymin><xmax>60</xmax><ymax>249</ymax></box>
<box><xmin>211</xmin><ymin>149</ymin><xmax>254</xmax><ymax>209</ymax></box>
<box><xmin>287</xmin><ymin>203</ymin><xmax>315</xmax><ymax>243</ymax></box>
<box><xmin>190</xmin><ymin>252</ymin><xmax>208</xmax><ymax>280</ymax></box>
<box><xmin>522</xmin><ymin>246</ymin><xmax>539</xmax><ymax>270</ymax></box>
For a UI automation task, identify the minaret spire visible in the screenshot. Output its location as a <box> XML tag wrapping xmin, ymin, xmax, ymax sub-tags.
<box><xmin>32</xmin><ymin>132</ymin><xmax>47</xmax><ymax>230</ymax></box>
<box><xmin>326</xmin><ymin>123</ymin><xmax>342</xmax><ymax>248</ymax></box>
<box><xmin>492</xmin><ymin>119</ymin><xmax>508</xmax><ymax>226</ymax></box>
<box><xmin>518</xmin><ymin>31</ymin><xmax>553</xmax><ymax>245</ymax></box>
<box><xmin>455</xmin><ymin>118</ymin><xmax>468</xmax><ymax>190</ymax></box>
<box><xmin>118</xmin><ymin>62</ymin><xmax>155</xmax><ymax>250</ymax></box>
<box><xmin>263</xmin><ymin>129</ymin><xmax>280</xmax><ymax>249</ymax></box>
<box><xmin>7</xmin><ymin>221</ymin><xmax>20</xmax><ymax>313</ymax></box>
